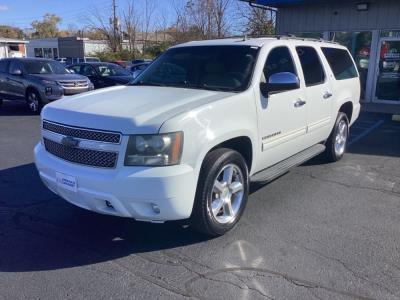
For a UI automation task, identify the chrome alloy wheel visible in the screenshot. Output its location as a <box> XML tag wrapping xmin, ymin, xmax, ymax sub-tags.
<box><xmin>27</xmin><ymin>92</ymin><xmax>39</xmax><ymax>112</ymax></box>
<box><xmin>334</xmin><ymin>119</ymin><xmax>348</xmax><ymax>157</ymax></box>
<box><xmin>210</xmin><ymin>164</ymin><xmax>244</xmax><ymax>224</ymax></box>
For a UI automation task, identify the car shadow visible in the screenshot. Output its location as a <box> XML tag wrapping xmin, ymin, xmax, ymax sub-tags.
<box><xmin>0</xmin><ymin>163</ymin><xmax>210</xmax><ymax>273</ymax></box>
<box><xmin>0</xmin><ymin>100</ymin><xmax>33</xmax><ymax>116</ymax></box>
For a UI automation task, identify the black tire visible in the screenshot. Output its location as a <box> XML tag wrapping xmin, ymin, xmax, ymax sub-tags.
<box><xmin>190</xmin><ymin>148</ymin><xmax>249</xmax><ymax>237</ymax></box>
<box><xmin>324</xmin><ymin>112</ymin><xmax>349</xmax><ymax>162</ymax></box>
<box><xmin>26</xmin><ymin>89</ymin><xmax>42</xmax><ymax>115</ymax></box>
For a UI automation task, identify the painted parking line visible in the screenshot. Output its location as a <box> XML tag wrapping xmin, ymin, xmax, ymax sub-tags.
<box><xmin>348</xmin><ymin>119</ymin><xmax>385</xmax><ymax>146</ymax></box>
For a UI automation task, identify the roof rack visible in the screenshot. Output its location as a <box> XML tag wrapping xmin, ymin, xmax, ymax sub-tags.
<box><xmin>219</xmin><ymin>34</ymin><xmax>338</xmax><ymax>44</ymax></box>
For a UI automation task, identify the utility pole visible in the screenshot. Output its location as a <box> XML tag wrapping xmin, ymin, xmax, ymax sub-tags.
<box><xmin>112</xmin><ymin>0</ymin><xmax>118</xmax><ymax>52</ymax></box>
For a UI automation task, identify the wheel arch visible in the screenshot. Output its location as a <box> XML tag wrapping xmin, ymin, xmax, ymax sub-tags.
<box><xmin>338</xmin><ymin>101</ymin><xmax>353</xmax><ymax>123</ymax></box>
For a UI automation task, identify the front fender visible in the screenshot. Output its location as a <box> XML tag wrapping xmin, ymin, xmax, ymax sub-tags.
<box><xmin>159</xmin><ymin>91</ymin><xmax>258</xmax><ymax>176</ymax></box>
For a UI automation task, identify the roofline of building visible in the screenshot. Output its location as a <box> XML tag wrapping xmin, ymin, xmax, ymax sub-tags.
<box><xmin>0</xmin><ymin>38</ymin><xmax>29</xmax><ymax>44</ymax></box>
<box><xmin>241</xmin><ymin>0</ymin><xmax>338</xmax><ymax>8</ymax></box>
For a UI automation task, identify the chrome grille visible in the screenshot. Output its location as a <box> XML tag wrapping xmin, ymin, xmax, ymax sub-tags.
<box><xmin>44</xmin><ymin>138</ymin><xmax>118</xmax><ymax>168</ymax></box>
<box><xmin>43</xmin><ymin>121</ymin><xmax>121</xmax><ymax>144</ymax></box>
<box><xmin>57</xmin><ymin>80</ymin><xmax>89</xmax><ymax>88</ymax></box>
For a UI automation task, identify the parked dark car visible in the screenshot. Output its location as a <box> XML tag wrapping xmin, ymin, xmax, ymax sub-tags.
<box><xmin>0</xmin><ymin>58</ymin><xmax>93</xmax><ymax>114</ymax></box>
<box><xmin>67</xmin><ymin>62</ymin><xmax>133</xmax><ymax>89</ymax></box>
<box><xmin>130</xmin><ymin>61</ymin><xmax>151</xmax><ymax>78</ymax></box>
<box><xmin>132</xmin><ymin>58</ymin><xmax>152</xmax><ymax>65</ymax></box>
<box><xmin>109</xmin><ymin>60</ymin><xmax>132</xmax><ymax>69</ymax></box>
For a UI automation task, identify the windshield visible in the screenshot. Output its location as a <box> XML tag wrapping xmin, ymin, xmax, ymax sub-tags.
<box><xmin>131</xmin><ymin>45</ymin><xmax>259</xmax><ymax>92</ymax></box>
<box><xmin>22</xmin><ymin>60</ymin><xmax>67</xmax><ymax>74</ymax></box>
<box><xmin>95</xmin><ymin>64</ymin><xmax>131</xmax><ymax>77</ymax></box>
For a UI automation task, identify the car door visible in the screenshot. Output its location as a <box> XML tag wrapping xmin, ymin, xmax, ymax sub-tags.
<box><xmin>256</xmin><ymin>45</ymin><xmax>308</xmax><ymax>168</ymax></box>
<box><xmin>81</xmin><ymin>64</ymin><xmax>102</xmax><ymax>89</ymax></box>
<box><xmin>6</xmin><ymin>60</ymin><xmax>25</xmax><ymax>100</ymax></box>
<box><xmin>0</xmin><ymin>59</ymin><xmax>10</xmax><ymax>98</ymax></box>
<box><xmin>295</xmin><ymin>46</ymin><xmax>333</xmax><ymax>144</ymax></box>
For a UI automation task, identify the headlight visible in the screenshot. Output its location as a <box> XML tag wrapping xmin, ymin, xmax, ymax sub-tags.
<box><xmin>124</xmin><ymin>132</ymin><xmax>183</xmax><ymax>166</ymax></box>
<box><xmin>41</xmin><ymin>80</ymin><xmax>58</xmax><ymax>85</ymax></box>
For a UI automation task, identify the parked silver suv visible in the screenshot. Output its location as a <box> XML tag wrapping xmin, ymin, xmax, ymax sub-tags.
<box><xmin>0</xmin><ymin>58</ymin><xmax>94</xmax><ymax>113</ymax></box>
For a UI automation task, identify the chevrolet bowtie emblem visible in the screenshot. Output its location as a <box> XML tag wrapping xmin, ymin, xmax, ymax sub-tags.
<box><xmin>61</xmin><ymin>136</ymin><xmax>80</xmax><ymax>148</ymax></box>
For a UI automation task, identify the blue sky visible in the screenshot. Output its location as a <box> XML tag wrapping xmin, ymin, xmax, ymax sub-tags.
<box><xmin>0</xmin><ymin>0</ymin><xmax>174</xmax><ymax>30</ymax></box>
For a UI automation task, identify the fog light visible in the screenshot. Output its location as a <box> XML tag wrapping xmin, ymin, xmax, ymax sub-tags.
<box><xmin>151</xmin><ymin>203</ymin><xmax>160</xmax><ymax>214</ymax></box>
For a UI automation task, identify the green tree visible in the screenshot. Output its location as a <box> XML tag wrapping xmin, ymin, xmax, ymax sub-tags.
<box><xmin>0</xmin><ymin>25</ymin><xmax>24</xmax><ymax>39</ymax></box>
<box><xmin>31</xmin><ymin>14</ymin><xmax>62</xmax><ymax>38</ymax></box>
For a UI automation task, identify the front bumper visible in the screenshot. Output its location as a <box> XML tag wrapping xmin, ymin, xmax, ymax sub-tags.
<box><xmin>34</xmin><ymin>143</ymin><xmax>198</xmax><ymax>222</ymax></box>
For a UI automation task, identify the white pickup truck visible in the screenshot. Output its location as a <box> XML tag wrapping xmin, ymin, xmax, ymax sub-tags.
<box><xmin>34</xmin><ymin>37</ymin><xmax>360</xmax><ymax>236</ymax></box>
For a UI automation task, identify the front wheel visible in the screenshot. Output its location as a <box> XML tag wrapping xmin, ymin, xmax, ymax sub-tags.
<box><xmin>324</xmin><ymin>112</ymin><xmax>349</xmax><ymax>162</ymax></box>
<box><xmin>190</xmin><ymin>148</ymin><xmax>249</xmax><ymax>236</ymax></box>
<box><xmin>26</xmin><ymin>90</ymin><xmax>42</xmax><ymax>114</ymax></box>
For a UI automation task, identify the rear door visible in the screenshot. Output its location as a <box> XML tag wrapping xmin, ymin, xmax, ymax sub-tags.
<box><xmin>0</xmin><ymin>59</ymin><xmax>10</xmax><ymax>98</ymax></box>
<box><xmin>295</xmin><ymin>46</ymin><xmax>333</xmax><ymax>143</ymax></box>
<box><xmin>6</xmin><ymin>60</ymin><xmax>25</xmax><ymax>100</ymax></box>
<box><xmin>256</xmin><ymin>45</ymin><xmax>308</xmax><ymax>168</ymax></box>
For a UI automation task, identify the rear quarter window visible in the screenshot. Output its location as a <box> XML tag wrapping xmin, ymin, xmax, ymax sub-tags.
<box><xmin>321</xmin><ymin>47</ymin><xmax>358</xmax><ymax>80</ymax></box>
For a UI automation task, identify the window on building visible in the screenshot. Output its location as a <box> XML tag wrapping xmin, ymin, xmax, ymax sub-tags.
<box><xmin>34</xmin><ymin>48</ymin><xmax>43</xmax><ymax>57</ymax></box>
<box><xmin>321</xmin><ymin>48</ymin><xmax>358</xmax><ymax>80</ymax></box>
<box><xmin>263</xmin><ymin>46</ymin><xmax>297</xmax><ymax>82</ymax></box>
<box><xmin>43</xmin><ymin>48</ymin><xmax>52</xmax><ymax>59</ymax></box>
<box><xmin>8</xmin><ymin>45</ymin><xmax>19</xmax><ymax>51</ymax></box>
<box><xmin>296</xmin><ymin>46</ymin><xmax>325</xmax><ymax>86</ymax></box>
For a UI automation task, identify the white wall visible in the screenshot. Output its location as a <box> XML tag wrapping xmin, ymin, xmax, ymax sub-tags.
<box><xmin>83</xmin><ymin>41</ymin><xmax>109</xmax><ymax>56</ymax></box>
<box><xmin>0</xmin><ymin>44</ymin><xmax>6</xmax><ymax>58</ymax></box>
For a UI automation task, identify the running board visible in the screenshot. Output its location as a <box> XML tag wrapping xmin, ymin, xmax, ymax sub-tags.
<box><xmin>251</xmin><ymin>144</ymin><xmax>326</xmax><ymax>183</ymax></box>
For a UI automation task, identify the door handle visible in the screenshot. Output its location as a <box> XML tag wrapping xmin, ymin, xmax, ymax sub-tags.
<box><xmin>294</xmin><ymin>99</ymin><xmax>306</xmax><ymax>108</ymax></box>
<box><xmin>323</xmin><ymin>92</ymin><xmax>333</xmax><ymax>99</ymax></box>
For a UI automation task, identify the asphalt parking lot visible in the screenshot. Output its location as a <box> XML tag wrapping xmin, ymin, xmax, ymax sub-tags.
<box><xmin>0</xmin><ymin>100</ymin><xmax>399</xmax><ymax>300</ymax></box>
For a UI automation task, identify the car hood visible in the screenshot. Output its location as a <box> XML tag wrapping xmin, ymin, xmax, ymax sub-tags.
<box><xmin>27</xmin><ymin>73</ymin><xmax>88</xmax><ymax>81</ymax></box>
<box><xmin>42</xmin><ymin>85</ymin><xmax>234</xmax><ymax>134</ymax></box>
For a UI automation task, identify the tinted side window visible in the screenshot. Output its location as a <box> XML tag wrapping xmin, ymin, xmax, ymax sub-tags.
<box><xmin>9</xmin><ymin>60</ymin><xmax>23</xmax><ymax>74</ymax></box>
<box><xmin>321</xmin><ymin>47</ymin><xmax>358</xmax><ymax>80</ymax></box>
<box><xmin>69</xmin><ymin>65</ymin><xmax>81</xmax><ymax>74</ymax></box>
<box><xmin>296</xmin><ymin>46</ymin><xmax>325</xmax><ymax>86</ymax></box>
<box><xmin>81</xmin><ymin>65</ymin><xmax>96</xmax><ymax>76</ymax></box>
<box><xmin>0</xmin><ymin>60</ymin><xmax>9</xmax><ymax>73</ymax></box>
<box><xmin>264</xmin><ymin>46</ymin><xmax>296</xmax><ymax>81</ymax></box>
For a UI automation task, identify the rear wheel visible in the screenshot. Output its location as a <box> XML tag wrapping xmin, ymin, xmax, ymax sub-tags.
<box><xmin>325</xmin><ymin>112</ymin><xmax>349</xmax><ymax>162</ymax></box>
<box><xmin>26</xmin><ymin>90</ymin><xmax>42</xmax><ymax>114</ymax></box>
<box><xmin>190</xmin><ymin>148</ymin><xmax>249</xmax><ymax>236</ymax></box>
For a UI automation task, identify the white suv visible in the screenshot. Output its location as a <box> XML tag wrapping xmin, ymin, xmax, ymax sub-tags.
<box><xmin>34</xmin><ymin>37</ymin><xmax>360</xmax><ymax>236</ymax></box>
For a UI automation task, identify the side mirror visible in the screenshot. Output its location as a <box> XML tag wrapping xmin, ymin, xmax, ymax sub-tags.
<box><xmin>11</xmin><ymin>69</ymin><xmax>22</xmax><ymax>76</ymax></box>
<box><xmin>260</xmin><ymin>72</ymin><xmax>300</xmax><ymax>96</ymax></box>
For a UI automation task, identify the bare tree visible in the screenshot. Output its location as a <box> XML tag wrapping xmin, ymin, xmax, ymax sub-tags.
<box><xmin>123</xmin><ymin>0</ymin><xmax>140</xmax><ymax>53</ymax></box>
<box><xmin>86</xmin><ymin>3</ymin><xmax>122</xmax><ymax>52</ymax></box>
<box><xmin>141</xmin><ymin>0</ymin><xmax>156</xmax><ymax>52</ymax></box>
<box><xmin>213</xmin><ymin>0</ymin><xmax>231</xmax><ymax>38</ymax></box>
<box><xmin>235</xmin><ymin>2</ymin><xmax>276</xmax><ymax>37</ymax></box>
